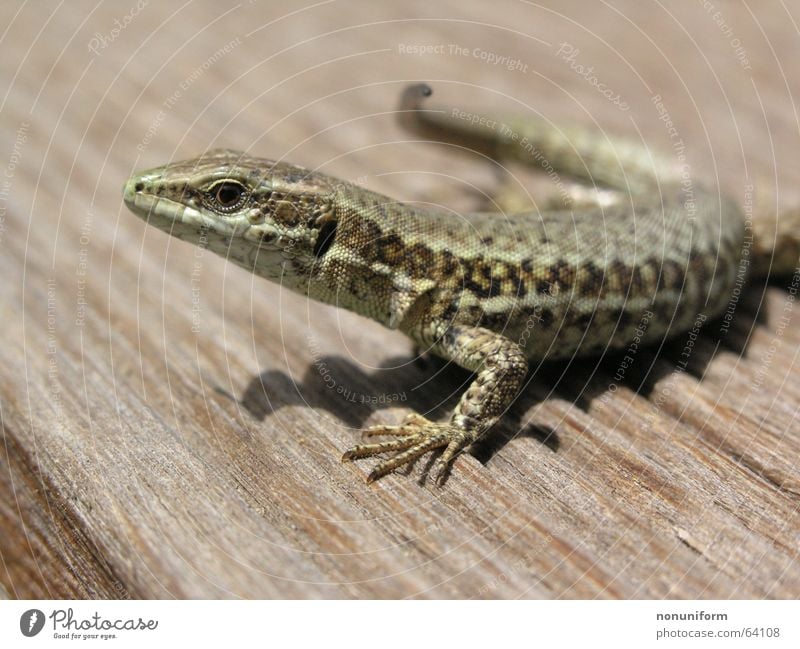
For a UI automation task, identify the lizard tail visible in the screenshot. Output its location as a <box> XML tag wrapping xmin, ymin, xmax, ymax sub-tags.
<box><xmin>399</xmin><ymin>84</ymin><xmax>800</xmax><ymax>279</ymax></box>
<box><xmin>750</xmin><ymin>203</ymin><xmax>800</xmax><ymax>278</ymax></box>
<box><xmin>397</xmin><ymin>83</ymin><xmax>675</xmax><ymax>195</ymax></box>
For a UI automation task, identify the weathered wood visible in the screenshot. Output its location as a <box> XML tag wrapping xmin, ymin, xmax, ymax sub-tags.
<box><xmin>1</xmin><ymin>0</ymin><xmax>799</xmax><ymax>598</ymax></box>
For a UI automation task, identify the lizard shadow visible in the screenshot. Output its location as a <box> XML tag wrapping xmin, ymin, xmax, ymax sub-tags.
<box><xmin>234</xmin><ymin>278</ymin><xmax>775</xmax><ymax>483</ymax></box>
<box><xmin>235</xmin><ymin>351</ymin><xmax>559</xmax><ymax>482</ymax></box>
<box><xmin>238</xmin><ymin>353</ymin><xmax>458</xmax><ymax>429</ymax></box>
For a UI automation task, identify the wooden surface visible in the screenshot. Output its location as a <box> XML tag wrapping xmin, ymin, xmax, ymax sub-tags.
<box><xmin>1</xmin><ymin>0</ymin><xmax>799</xmax><ymax>599</ymax></box>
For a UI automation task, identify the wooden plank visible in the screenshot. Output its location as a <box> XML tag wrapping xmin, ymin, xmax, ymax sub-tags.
<box><xmin>0</xmin><ymin>0</ymin><xmax>798</xmax><ymax>598</ymax></box>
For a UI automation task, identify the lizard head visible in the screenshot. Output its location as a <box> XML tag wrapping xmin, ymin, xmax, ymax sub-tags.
<box><xmin>123</xmin><ymin>149</ymin><xmax>341</xmax><ymax>287</ymax></box>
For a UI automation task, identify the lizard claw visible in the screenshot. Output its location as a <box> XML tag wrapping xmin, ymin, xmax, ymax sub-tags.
<box><xmin>341</xmin><ymin>415</ymin><xmax>471</xmax><ymax>484</ymax></box>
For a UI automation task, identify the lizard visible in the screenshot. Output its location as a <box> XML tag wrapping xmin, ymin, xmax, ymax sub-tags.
<box><xmin>123</xmin><ymin>83</ymin><xmax>800</xmax><ymax>485</ymax></box>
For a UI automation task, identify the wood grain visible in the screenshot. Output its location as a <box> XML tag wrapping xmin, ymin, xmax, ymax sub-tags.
<box><xmin>1</xmin><ymin>0</ymin><xmax>799</xmax><ymax>599</ymax></box>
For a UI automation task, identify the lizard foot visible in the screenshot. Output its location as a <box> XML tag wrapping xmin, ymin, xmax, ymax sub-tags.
<box><xmin>341</xmin><ymin>413</ymin><xmax>471</xmax><ymax>485</ymax></box>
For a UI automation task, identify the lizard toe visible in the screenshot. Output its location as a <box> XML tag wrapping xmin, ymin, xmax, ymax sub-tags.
<box><xmin>343</xmin><ymin>416</ymin><xmax>473</xmax><ymax>483</ymax></box>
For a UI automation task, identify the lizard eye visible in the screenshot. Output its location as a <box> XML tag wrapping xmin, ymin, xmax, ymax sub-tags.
<box><xmin>207</xmin><ymin>180</ymin><xmax>247</xmax><ymax>212</ymax></box>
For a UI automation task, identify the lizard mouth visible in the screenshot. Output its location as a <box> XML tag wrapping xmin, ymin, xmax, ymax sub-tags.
<box><xmin>123</xmin><ymin>174</ymin><xmax>186</xmax><ymax>223</ymax></box>
<box><xmin>123</xmin><ymin>173</ymin><xmax>245</xmax><ymax>244</ymax></box>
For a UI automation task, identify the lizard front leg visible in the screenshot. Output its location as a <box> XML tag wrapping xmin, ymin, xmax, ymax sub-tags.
<box><xmin>342</xmin><ymin>324</ymin><xmax>528</xmax><ymax>484</ymax></box>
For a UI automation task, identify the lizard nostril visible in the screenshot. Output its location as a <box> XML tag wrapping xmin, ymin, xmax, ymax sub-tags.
<box><xmin>134</xmin><ymin>182</ymin><xmax>144</xmax><ymax>192</ymax></box>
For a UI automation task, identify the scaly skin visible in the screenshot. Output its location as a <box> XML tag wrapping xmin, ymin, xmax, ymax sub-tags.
<box><xmin>123</xmin><ymin>84</ymin><xmax>795</xmax><ymax>485</ymax></box>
